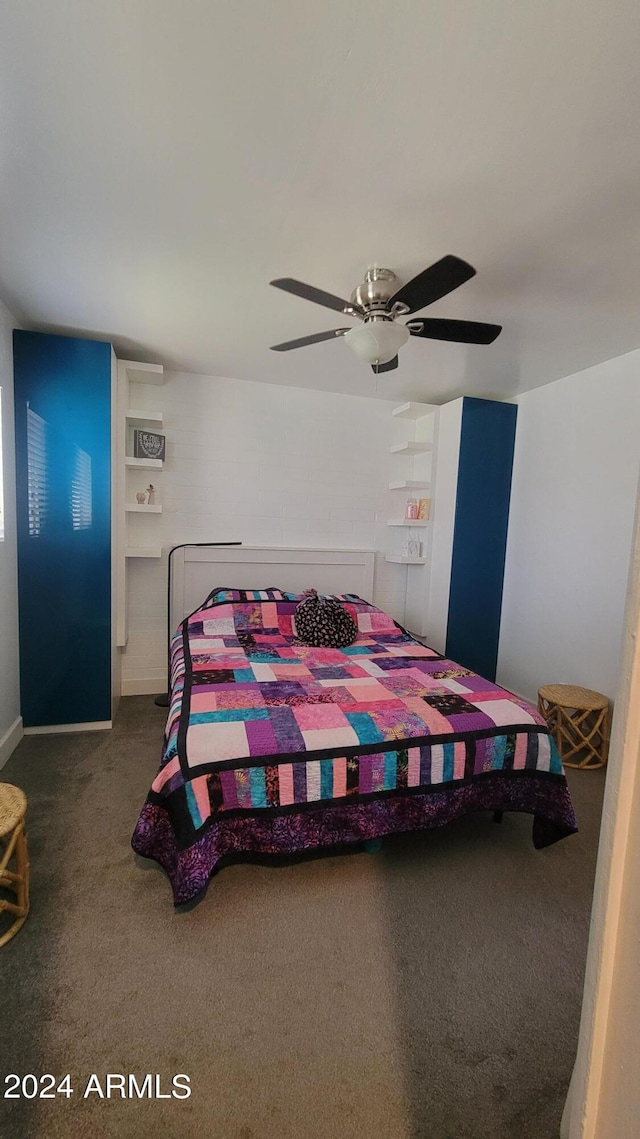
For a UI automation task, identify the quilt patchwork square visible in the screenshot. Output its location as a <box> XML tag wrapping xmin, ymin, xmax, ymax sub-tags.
<box><xmin>292</xmin><ymin>703</ymin><xmax>350</xmax><ymax>731</ymax></box>
<box><xmin>186</xmin><ymin>720</ymin><xmax>249</xmax><ymax>767</ymax></box>
<box><xmin>301</xmin><ymin>724</ymin><xmax>360</xmax><ymax>751</ymax></box>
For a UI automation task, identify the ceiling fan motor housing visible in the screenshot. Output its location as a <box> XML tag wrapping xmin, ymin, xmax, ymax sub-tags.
<box><xmin>350</xmin><ymin>267</ymin><xmax>406</xmax><ymax>315</ymax></box>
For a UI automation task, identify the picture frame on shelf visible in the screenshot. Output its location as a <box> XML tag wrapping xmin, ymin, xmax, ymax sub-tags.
<box><xmin>133</xmin><ymin>428</ymin><xmax>165</xmax><ymax>461</ymax></box>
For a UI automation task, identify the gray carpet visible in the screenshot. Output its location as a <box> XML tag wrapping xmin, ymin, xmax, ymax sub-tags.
<box><xmin>0</xmin><ymin>697</ymin><xmax>604</xmax><ymax>1139</ymax></box>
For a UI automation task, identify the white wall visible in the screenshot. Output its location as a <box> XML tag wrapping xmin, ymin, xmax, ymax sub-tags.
<box><xmin>121</xmin><ymin>372</ymin><xmax>408</xmax><ymax>694</ymax></box>
<box><xmin>562</xmin><ymin>484</ymin><xmax>640</xmax><ymax>1139</ymax></box>
<box><xmin>0</xmin><ymin>297</ymin><xmax>22</xmax><ymax>766</ymax></box>
<box><xmin>497</xmin><ymin>348</ymin><xmax>640</xmax><ymax>704</ymax></box>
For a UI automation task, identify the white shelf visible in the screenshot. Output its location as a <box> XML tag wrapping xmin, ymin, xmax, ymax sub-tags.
<box><xmin>123</xmin><ymin>360</ymin><xmax>164</xmax><ymax>386</ymax></box>
<box><xmin>388</xmin><ymin>480</ymin><xmax>430</xmax><ymax>490</ymax></box>
<box><xmin>392</xmin><ymin>401</ymin><xmax>433</xmax><ymax>419</ymax></box>
<box><xmin>390</xmin><ymin>441</ymin><xmax>431</xmax><ymax>455</ymax></box>
<box><xmin>125</xmin><ymin>547</ymin><xmax>162</xmax><ymax>559</ymax></box>
<box><xmin>126</xmin><ymin>504</ymin><xmax>162</xmax><ymax>513</ymax></box>
<box><xmin>385</xmin><ymin>555</ymin><xmax>428</xmax><ymax>565</ymax></box>
<box><xmin>125</xmin><ymin>456</ymin><xmax>163</xmax><ymax>470</ymax></box>
<box><xmin>126</xmin><ymin>409</ymin><xmax>163</xmax><ymax>425</ymax></box>
<box><xmin>387</xmin><ymin>519</ymin><xmax>429</xmax><ymax>527</ymax></box>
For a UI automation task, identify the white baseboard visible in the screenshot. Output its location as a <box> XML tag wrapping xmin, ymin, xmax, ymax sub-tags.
<box><xmin>23</xmin><ymin>720</ymin><xmax>112</xmax><ymax>736</ymax></box>
<box><xmin>121</xmin><ymin>678</ymin><xmax>166</xmax><ymax>696</ymax></box>
<box><xmin>0</xmin><ymin>716</ymin><xmax>24</xmax><ymax>770</ymax></box>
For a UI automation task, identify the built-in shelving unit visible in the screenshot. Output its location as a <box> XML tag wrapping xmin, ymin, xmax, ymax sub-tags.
<box><xmin>116</xmin><ymin>358</ymin><xmax>165</xmax><ymax>647</ymax></box>
<box><xmin>387</xmin><ymin>401</ymin><xmax>435</xmax><ymax>616</ymax></box>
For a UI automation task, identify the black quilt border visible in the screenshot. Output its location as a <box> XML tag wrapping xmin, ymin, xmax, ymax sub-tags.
<box><xmin>149</xmin><ymin>766</ymin><xmax>572</xmax><ymax>853</ymax></box>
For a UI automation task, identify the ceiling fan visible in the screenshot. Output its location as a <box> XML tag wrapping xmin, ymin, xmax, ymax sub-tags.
<box><xmin>269</xmin><ymin>255</ymin><xmax>501</xmax><ymax>373</ymax></box>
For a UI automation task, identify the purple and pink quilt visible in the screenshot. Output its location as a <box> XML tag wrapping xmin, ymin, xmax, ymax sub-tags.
<box><xmin>132</xmin><ymin>589</ymin><xmax>577</xmax><ymax>903</ymax></box>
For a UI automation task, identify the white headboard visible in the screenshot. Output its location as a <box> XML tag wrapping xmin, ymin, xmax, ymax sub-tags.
<box><xmin>170</xmin><ymin>545</ymin><xmax>376</xmax><ymax>635</ymax></box>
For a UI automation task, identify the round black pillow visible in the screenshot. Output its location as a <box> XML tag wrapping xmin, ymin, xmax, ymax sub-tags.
<box><xmin>294</xmin><ymin>590</ymin><xmax>358</xmax><ymax>648</ymax></box>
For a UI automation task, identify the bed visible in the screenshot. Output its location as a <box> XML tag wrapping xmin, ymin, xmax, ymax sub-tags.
<box><xmin>132</xmin><ymin>565</ymin><xmax>577</xmax><ymax>905</ymax></box>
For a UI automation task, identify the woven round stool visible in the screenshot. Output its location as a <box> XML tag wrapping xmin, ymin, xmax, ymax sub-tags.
<box><xmin>0</xmin><ymin>783</ymin><xmax>30</xmax><ymax>947</ymax></box>
<box><xmin>538</xmin><ymin>685</ymin><xmax>610</xmax><ymax>770</ymax></box>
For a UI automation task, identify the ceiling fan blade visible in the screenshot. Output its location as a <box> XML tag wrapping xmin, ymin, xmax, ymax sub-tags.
<box><xmin>270</xmin><ymin>328</ymin><xmax>350</xmax><ymax>352</ymax></box>
<box><xmin>408</xmin><ymin>318</ymin><xmax>502</xmax><ymax>344</ymax></box>
<box><xmin>270</xmin><ymin>277</ymin><xmax>363</xmax><ymax>316</ymax></box>
<box><xmin>371</xmin><ymin>355</ymin><xmax>399</xmax><ymax>374</ymax></box>
<box><xmin>389</xmin><ymin>255</ymin><xmax>476</xmax><ymax>314</ymax></box>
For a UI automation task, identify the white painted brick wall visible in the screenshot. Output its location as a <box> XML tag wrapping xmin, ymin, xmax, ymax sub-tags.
<box><xmin>122</xmin><ymin>371</ymin><xmax>410</xmax><ymax>693</ymax></box>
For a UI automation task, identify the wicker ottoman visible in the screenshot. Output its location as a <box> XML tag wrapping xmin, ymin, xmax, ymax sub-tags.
<box><xmin>0</xmin><ymin>783</ymin><xmax>30</xmax><ymax>947</ymax></box>
<box><xmin>537</xmin><ymin>684</ymin><xmax>610</xmax><ymax>770</ymax></box>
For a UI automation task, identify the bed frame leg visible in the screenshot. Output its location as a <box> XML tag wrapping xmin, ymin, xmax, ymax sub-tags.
<box><xmin>363</xmin><ymin>838</ymin><xmax>382</xmax><ymax>853</ymax></box>
<box><xmin>493</xmin><ymin>810</ymin><xmax>504</xmax><ymax>824</ymax></box>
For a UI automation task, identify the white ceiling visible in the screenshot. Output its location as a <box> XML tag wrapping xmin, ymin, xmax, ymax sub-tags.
<box><xmin>1</xmin><ymin>0</ymin><xmax>639</xmax><ymax>404</ymax></box>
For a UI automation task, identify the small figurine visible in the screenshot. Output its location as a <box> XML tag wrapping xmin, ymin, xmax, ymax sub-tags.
<box><xmin>146</xmin><ymin>484</ymin><xmax>156</xmax><ymax>505</ymax></box>
<box><xmin>135</xmin><ymin>491</ymin><xmax>146</xmax><ymax>504</ymax></box>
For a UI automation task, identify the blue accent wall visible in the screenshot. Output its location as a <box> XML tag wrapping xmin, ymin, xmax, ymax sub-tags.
<box><xmin>13</xmin><ymin>331</ymin><xmax>112</xmax><ymax>727</ymax></box>
<box><xmin>445</xmin><ymin>397</ymin><xmax>517</xmax><ymax>681</ymax></box>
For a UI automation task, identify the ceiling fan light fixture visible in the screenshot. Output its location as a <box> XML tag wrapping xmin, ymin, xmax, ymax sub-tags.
<box><xmin>344</xmin><ymin>321</ymin><xmax>410</xmax><ymax>366</ymax></box>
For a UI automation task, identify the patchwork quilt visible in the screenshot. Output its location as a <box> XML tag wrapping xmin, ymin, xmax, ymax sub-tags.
<box><xmin>132</xmin><ymin>589</ymin><xmax>577</xmax><ymax>903</ymax></box>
